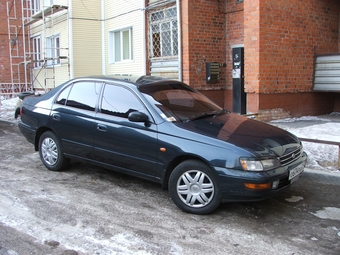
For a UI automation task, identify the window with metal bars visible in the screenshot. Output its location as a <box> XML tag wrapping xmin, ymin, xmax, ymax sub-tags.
<box><xmin>148</xmin><ymin>6</ymin><xmax>178</xmax><ymax>59</ymax></box>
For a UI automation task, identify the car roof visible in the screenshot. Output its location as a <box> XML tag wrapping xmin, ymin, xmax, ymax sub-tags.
<box><xmin>77</xmin><ymin>74</ymin><xmax>174</xmax><ymax>86</ymax></box>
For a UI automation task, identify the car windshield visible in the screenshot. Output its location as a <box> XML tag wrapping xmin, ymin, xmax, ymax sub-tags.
<box><xmin>139</xmin><ymin>81</ymin><xmax>222</xmax><ymax>122</ymax></box>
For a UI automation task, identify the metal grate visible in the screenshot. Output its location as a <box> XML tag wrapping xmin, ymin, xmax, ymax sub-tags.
<box><xmin>0</xmin><ymin>83</ymin><xmax>33</xmax><ymax>99</ymax></box>
<box><xmin>148</xmin><ymin>6</ymin><xmax>178</xmax><ymax>58</ymax></box>
<box><xmin>279</xmin><ymin>146</ymin><xmax>302</xmax><ymax>166</ymax></box>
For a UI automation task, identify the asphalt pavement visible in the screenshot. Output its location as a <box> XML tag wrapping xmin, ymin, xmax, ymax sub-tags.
<box><xmin>0</xmin><ymin>118</ymin><xmax>340</xmax><ymax>254</ymax></box>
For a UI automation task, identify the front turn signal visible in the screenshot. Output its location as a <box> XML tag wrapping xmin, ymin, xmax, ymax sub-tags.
<box><xmin>243</xmin><ymin>182</ymin><xmax>271</xmax><ymax>190</ymax></box>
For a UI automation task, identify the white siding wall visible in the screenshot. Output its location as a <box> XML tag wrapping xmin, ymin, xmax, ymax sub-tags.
<box><xmin>30</xmin><ymin>1</ymin><xmax>70</xmax><ymax>90</ymax></box>
<box><xmin>314</xmin><ymin>55</ymin><xmax>340</xmax><ymax>92</ymax></box>
<box><xmin>30</xmin><ymin>0</ymin><xmax>146</xmax><ymax>90</ymax></box>
<box><xmin>71</xmin><ymin>0</ymin><xmax>102</xmax><ymax>77</ymax></box>
<box><xmin>104</xmin><ymin>0</ymin><xmax>145</xmax><ymax>75</ymax></box>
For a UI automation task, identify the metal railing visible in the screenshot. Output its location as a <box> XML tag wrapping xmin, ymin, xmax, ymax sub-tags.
<box><xmin>0</xmin><ymin>83</ymin><xmax>32</xmax><ymax>100</ymax></box>
<box><xmin>299</xmin><ymin>137</ymin><xmax>340</xmax><ymax>167</ymax></box>
<box><xmin>148</xmin><ymin>6</ymin><xmax>178</xmax><ymax>58</ymax></box>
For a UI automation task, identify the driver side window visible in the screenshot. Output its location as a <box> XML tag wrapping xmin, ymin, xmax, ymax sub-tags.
<box><xmin>101</xmin><ymin>84</ymin><xmax>147</xmax><ymax>118</ymax></box>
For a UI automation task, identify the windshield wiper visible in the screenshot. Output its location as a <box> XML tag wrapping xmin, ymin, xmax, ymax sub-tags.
<box><xmin>216</xmin><ymin>109</ymin><xmax>230</xmax><ymax>116</ymax></box>
<box><xmin>188</xmin><ymin>109</ymin><xmax>230</xmax><ymax>122</ymax></box>
<box><xmin>189</xmin><ymin>111</ymin><xmax>219</xmax><ymax>121</ymax></box>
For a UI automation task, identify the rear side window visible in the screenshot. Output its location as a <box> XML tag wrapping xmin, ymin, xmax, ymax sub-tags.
<box><xmin>56</xmin><ymin>85</ymin><xmax>72</xmax><ymax>105</ymax></box>
<box><xmin>56</xmin><ymin>82</ymin><xmax>102</xmax><ymax>111</ymax></box>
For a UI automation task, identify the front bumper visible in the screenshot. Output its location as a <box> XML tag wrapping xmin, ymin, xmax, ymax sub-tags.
<box><xmin>215</xmin><ymin>152</ymin><xmax>308</xmax><ymax>202</ymax></box>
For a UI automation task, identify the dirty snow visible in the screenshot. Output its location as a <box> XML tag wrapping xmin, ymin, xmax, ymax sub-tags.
<box><xmin>271</xmin><ymin>114</ymin><xmax>340</xmax><ymax>172</ymax></box>
<box><xmin>311</xmin><ymin>207</ymin><xmax>340</xmax><ymax>221</ymax></box>
<box><xmin>1</xmin><ymin>96</ymin><xmax>340</xmax><ymax>254</ymax></box>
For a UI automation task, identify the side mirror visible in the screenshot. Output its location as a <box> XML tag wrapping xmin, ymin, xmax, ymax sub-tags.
<box><xmin>128</xmin><ymin>111</ymin><xmax>149</xmax><ymax>123</ymax></box>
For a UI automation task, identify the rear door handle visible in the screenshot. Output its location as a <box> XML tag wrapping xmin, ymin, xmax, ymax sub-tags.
<box><xmin>97</xmin><ymin>124</ymin><xmax>107</xmax><ymax>132</ymax></box>
<box><xmin>52</xmin><ymin>114</ymin><xmax>60</xmax><ymax>121</ymax></box>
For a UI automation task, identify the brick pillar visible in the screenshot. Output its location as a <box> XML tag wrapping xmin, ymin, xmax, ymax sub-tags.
<box><xmin>243</xmin><ymin>0</ymin><xmax>260</xmax><ymax>113</ymax></box>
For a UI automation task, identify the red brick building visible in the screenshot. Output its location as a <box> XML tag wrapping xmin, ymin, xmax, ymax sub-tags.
<box><xmin>162</xmin><ymin>0</ymin><xmax>340</xmax><ymax>120</ymax></box>
<box><xmin>0</xmin><ymin>0</ymin><xmax>12</xmax><ymax>85</ymax></box>
<box><xmin>0</xmin><ymin>0</ymin><xmax>30</xmax><ymax>98</ymax></box>
<box><xmin>2</xmin><ymin>0</ymin><xmax>339</xmax><ymax>121</ymax></box>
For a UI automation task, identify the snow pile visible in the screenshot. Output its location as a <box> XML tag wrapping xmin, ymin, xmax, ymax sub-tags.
<box><xmin>1</xmin><ymin>97</ymin><xmax>339</xmax><ymax>172</ymax></box>
<box><xmin>0</xmin><ymin>96</ymin><xmax>20</xmax><ymax>120</ymax></box>
<box><xmin>272</xmin><ymin>118</ymin><xmax>340</xmax><ymax>172</ymax></box>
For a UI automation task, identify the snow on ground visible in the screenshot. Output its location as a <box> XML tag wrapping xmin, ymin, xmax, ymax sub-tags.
<box><xmin>271</xmin><ymin>114</ymin><xmax>340</xmax><ymax>172</ymax></box>
<box><xmin>1</xmin><ymin>96</ymin><xmax>339</xmax><ymax>172</ymax></box>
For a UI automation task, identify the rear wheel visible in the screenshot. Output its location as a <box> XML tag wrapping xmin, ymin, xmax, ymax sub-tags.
<box><xmin>169</xmin><ymin>160</ymin><xmax>221</xmax><ymax>214</ymax></box>
<box><xmin>38</xmin><ymin>131</ymin><xmax>70</xmax><ymax>171</ymax></box>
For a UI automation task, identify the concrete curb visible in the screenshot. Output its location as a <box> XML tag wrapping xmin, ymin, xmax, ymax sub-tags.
<box><xmin>302</xmin><ymin>168</ymin><xmax>340</xmax><ymax>185</ymax></box>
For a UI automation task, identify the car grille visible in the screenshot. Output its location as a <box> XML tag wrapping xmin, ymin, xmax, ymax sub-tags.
<box><xmin>279</xmin><ymin>146</ymin><xmax>302</xmax><ymax>166</ymax></box>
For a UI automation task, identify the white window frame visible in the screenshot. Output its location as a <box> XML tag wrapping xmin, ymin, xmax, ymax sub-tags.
<box><xmin>32</xmin><ymin>35</ymin><xmax>42</xmax><ymax>68</ymax></box>
<box><xmin>44</xmin><ymin>0</ymin><xmax>53</xmax><ymax>8</ymax></box>
<box><xmin>46</xmin><ymin>34</ymin><xmax>61</xmax><ymax>66</ymax></box>
<box><xmin>109</xmin><ymin>27</ymin><xmax>133</xmax><ymax>63</ymax></box>
<box><xmin>31</xmin><ymin>0</ymin><xmax>40</xmax><ymax>15</ymax></box>
<box><xmin>149</xmin><ymin>6</ymin><xmax>178</xmax><ymax>58</ymax></box>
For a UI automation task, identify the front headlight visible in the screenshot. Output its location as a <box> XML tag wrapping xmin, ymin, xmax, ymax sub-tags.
<box><xmin>240</xmin><ymin>158</ymin><xmax>280</xmax><ymax>171</ymax></box>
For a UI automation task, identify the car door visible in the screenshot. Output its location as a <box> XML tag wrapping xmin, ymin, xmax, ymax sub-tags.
<box><xmin>50</xmin><ymin>81</ymin><xmax>102</xmax><ymax>159</ymax></box>
<box><xmin>94</xmin><ymin>83</ymin><xmax>160</xmax><ymax>179</ymax></box>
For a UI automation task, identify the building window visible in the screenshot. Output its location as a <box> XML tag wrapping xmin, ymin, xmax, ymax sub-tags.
<box><xmin>31</xmin><ymin>0</ymin><xmax>40</xmax><ymax>15</ymax></box>
<box><xmin>236</xmin><ymin>0</ymin><xmax>244</xmax><ymax>3</ymax></box>
<box><xmin>46</xmin><ymin>35</ymin><xmax>60</xmax><ymax>66</ymax></box>
<box><xmin>32</xmin><ymin>35</ymin><xmax>42</xmax><ymax>68</ymax></box>
<box><xmin>149</xmin><ymin>6</ymin><xmax>178</xmax><ymax>58</ymax></box>
<box><xmin>109</xmin><ymin>28</ymin><xmax>133</xmax><ymax>63</ymax></box>
<box><xmin>44</xmin><ymin>0</ymin><xmax>53</xmax><ymax>8</ymax></box>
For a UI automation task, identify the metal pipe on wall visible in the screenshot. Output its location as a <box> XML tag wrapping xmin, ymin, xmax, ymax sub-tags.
<box><xmin>176</xmin><ymin>0</ymin><xmax>182</xmax><ymax>81</ymax></box>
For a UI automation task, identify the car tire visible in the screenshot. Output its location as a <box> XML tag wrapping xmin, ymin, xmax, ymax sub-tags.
<box><xmin>169</xmin><ymin>160</ymin><xmax>221</xmax><ymax>214</ymax></box>
<box><xmin>38</xmin><ymin>131</ymin><xmax>70</xmax><ymax>171</ymax></box>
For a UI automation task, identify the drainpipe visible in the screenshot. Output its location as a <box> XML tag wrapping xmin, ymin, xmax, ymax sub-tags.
<box><xmin>142</xmin><ymin>0</ymin><xmax>146</xmax><ymax>75</ymax></box>
<box><xmin>176</xmin><ymin>0</ymin><xmax>182</xmax><ymax>81</ymax></box>
<box><xmin>101</xmin><ymin>0</ymin><xmax>105</xmax><ymax>75</ymax></box>
<box><xmin>68</xmin><ymin>0</ymin><xmax>74</xmax><ymax>79</ymax></box>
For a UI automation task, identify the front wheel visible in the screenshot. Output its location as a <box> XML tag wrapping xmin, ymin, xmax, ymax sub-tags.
<box><xmin>169</xmin><ymin>160</ymin><xmax>221</xmax><ymax>214</ymax></box>
<box><xmin>38</xmin><ymin>131</ymin><xmax>70</xmax><ymax>171</ymax></box>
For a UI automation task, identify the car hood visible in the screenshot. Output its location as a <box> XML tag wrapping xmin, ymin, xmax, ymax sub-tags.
<box><xmin>175</xmin><ymin>113</ymin><xmax>301</xmax><ymax>157</ymax></box>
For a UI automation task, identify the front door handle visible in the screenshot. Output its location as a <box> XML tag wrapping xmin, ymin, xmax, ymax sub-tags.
<box><xmin>97</xmin><ymin>124</ymin><xmax>107</xmax><ymax>132</ymax></box>
<box><xmin>52</xmin><ymin>114</ymin><xmax>60</xmax><ymax>121</ymax></box>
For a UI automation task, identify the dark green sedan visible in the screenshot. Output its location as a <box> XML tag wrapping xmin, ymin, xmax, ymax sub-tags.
<box><xmin>19</xmin><ymin>75</ymin><xmax>307</xmax><ymax>214</ymax></box>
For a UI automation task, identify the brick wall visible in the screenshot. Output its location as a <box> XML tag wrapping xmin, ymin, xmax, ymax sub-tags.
<box><xmin>224</xmin><ymin>1</ymin><xmax>244</xmax><ymax>88</ymax></box>
<box><xmin>224</xmin><ymin>0</ymin><xmax>244</xmax><ymax>110</ymax></box>
<box><xmin>245</xmin><ymin>0</ymin><xmax>340</xmax><ymax>95</ymax></box>
<box><xmin>0</xmin><ymin>1</ymin><xmax>10</xmax><ymax>83</ymax></box>
<box><xmin>334</xmin><ymin>94</ymin><xmax>340</xmax><ymax>112</ymax></box>
<box><xmin>244</xmin><ymin>0</ymin><xmax>340</xmax><ymax>118</ymax></box>
<box><xmin>181</xmin><ymin>0</ymin><xmax>226</xmax><ymax>90</ymax></box>
<box><xmin>258</xmin><ymin>93</ymin><xmax>335</xmax><ymax>121</ymax></box>
<box><xmin>0</xmin><ymin>0</ymin><xmax>28</xmax><ymax>85</ymax></box>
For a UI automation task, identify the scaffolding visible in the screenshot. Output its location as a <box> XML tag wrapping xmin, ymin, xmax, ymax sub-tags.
<box><xmin>1</xmin><ymin>0</ymin><xmax>30</xmax><ymax>99</ymax></box>
<box><xmin>4</xmin><ymin>0</ymin><xmax>70</xmax><ymax>98</ymax></box>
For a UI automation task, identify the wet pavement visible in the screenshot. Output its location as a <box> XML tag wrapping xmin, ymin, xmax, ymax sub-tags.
<box><xmin>0</xmin><ymin>120</ymin><xmax>339</xmax><ymax>254</ymax></box>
